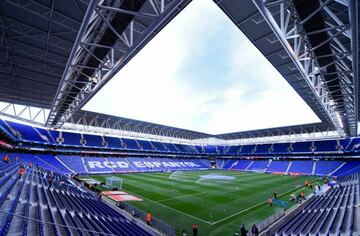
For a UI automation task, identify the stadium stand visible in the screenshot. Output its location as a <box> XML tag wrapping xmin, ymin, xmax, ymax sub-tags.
<box><xmin>333</xmin><ymin>161</ymin><xmax>360</xmax><ymax>177</ymax></box>
<box><xmin>314</xmin><ymin>139</ymin><xmax>338</xmax><ymax>153</ymax></box>
<box><xmin>291</xmin><ymin>141</ymin><xmax>313</xmax><ymax>153</ymax></box>
<box><xmin>203</xmin><ymin>145</ymin><xmax>217</xmax><ymax>154</ymax></box>
<box><xmin>225</xmin><ymin>146</ymin><xmax>240</xmax><ymax>154</ymax></box>
<box><xmin>314</xmin><ymin>161</ymin><xmax>344</xmax><ymax>176</ymax></box>
<box><xmin>5</xmin><ymin>154</ymin><xmax>211</xmax><ymax>175</ymax></box>
<box><xmin>6</xmin><ymin>121</ymin><xmax>45</xmax><ymax>143</ymax></box>
<box><xmin>3</xmin><ymin>119</ymin><xmax>360</xmax><ymax>159</ymax></box>
<box><xmin>216</xmin><ymin>158</ymin><xmax>360</xmax><ymax>177</ymax></box>
<box><xmin>254</xmin><ymin>144</ymin><xmax>271</xmax><ymax>154</ymax></box>
<box><xmin>247</xmin><ymin>160</ymin><xmax>270</xmax><ymax>171</ymax></box>
<box><xmin>165</xmin><ymin>143</ymin><xmax>180</xmax><ymax>153</ymax></box>
<box><xmin>0</xmin><ymin>1</ymin><xmax>358</xmax><ymax>235</ymax></box>
<box><xmin>240</xmin><ymin>145</ymin><xmax>255</xmax><ymax>154</ymax></box>
<box><xmin>151</xmin><ymin>141</ymin><xmax>168</xmax><ymax>152</ymax></box>
<box><xmin>122</xmin><ymin>138</ymin><xmax>141</xmax><ymax>150</ymax></box>
<box><xmin>266</xmin><ymin>161</ymin><xmax>290</xmax><ymax>173</ymax></box>
<box><xmin>57</xmin><ymin>156</ymin><xmax>88</xmax><ymax>174</ymax></box>
<box><xmin>287</xmin><ymin>160</ymin><xmax>314</xmax><ymax>175</ymax></box>
<box><xmin>273</xmin><ymin>174</ymin><xmax>360</xmax><ymax>236</ymax></box>
<box><xmin>33</xmin><ymin>127</ymin><xmax>55</xmax><ymax>144</ymax></box>
<box><xmin>137</xmin><ymin>140</ymin><xmax>154</xmax><ymax>151</ymax></box>
<box><xmin>60</xmin><ymin>131</ymin><xmax>82</xmax><ymax>146</ymax></box>
<box><xmin>225</xmin><ymin>159</ymin><xmax>253</xmax><ymax>171</ymax></box>
<box><xmin>272</xmin><ymin>143</ymin><xmax>290</xmax><ymax>154</ymax></box>
<box><xmin>0</xmin><ymin>162</ymin><xmax>152</xmax><ymax>236</ymax></box>
<box><xmin>83</xmin><ymin>134</ymin><xmax>104</xmax><ymax>148</ymax></box>
<box><xmin>2</xmin><ymin>120</ymin><xmax>360</xmax><ymax>236</ymax></box>
<box><xmin>103</xmin><ymin>136</ymin><xmax>122</xmax><ymax>149</ymax></box>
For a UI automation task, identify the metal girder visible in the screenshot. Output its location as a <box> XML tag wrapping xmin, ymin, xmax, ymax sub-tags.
<box><xmin>46</xmin><ymin>0</ymin><xmax>192</xmax><ymax>128</ymax></box>
<box><xmin>66</xmin><ymin>110</ymin><xmax>212</xmax><ymax>141</ymax></box>
<box><xmin>252</xmin><ymin>0</ymin><xmax>357</xmax><ymax>137</ymax></box>
<box><xmin>0</xmin><ymin>0</ymin><xmax>357</xmax><ymax>143</ymax></box>
<box><xmin>4</xmin><ymin>0</ymin><xmax>81</xmax><ymax>33</ymax></box>
<box><xmin>0</xmin><ymin>102</ymin><xmax>48</xmax><ymax>126</ymax></box>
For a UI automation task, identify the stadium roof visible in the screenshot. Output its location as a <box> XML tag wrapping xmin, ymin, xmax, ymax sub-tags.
<box><xmin>215</xmin><ymin>122</ymin><xmax>334</xmax><ymax>140</ymax></box>
<box><xmin>70</xmin><ymin>110</ymin><xmax>212</xmax><ymax>140</ymax></box>
<box><xmin>65</xmin><ymin>110</ymin><xmax>334</xmax><ymax>141</ymax></box>
<box><xmin>0</xmin><ymin>0</ymin><xmax>89</xmax><ymax>108</ymax></box>
<box><xmin>0</xmin><ymin>0</ymin><xmax>358</xmax><ymax>141</ymax></box>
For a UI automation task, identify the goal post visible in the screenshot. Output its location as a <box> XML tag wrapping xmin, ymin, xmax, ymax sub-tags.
<box><xmin>105</xmin><ymin>176</ymin><xmax>123</xmax><ymax>190</ymax></box>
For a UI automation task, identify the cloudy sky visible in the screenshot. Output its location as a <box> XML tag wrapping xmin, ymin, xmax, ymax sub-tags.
<box><xmin>83</xmin><ymin>0</ymin><xmax>320</xmax><ymax>135</ymax></box>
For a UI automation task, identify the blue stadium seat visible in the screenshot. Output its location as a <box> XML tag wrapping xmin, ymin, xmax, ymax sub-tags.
<box><xmin>254</xmin><ymin>144</ymin><xmax>271</xmax><ymax>154</ymax></box>
<box><xmin>0</xmin><ymin>120</ymin><xmax>16</xmax><ymax>138</ymax></box>
<box><xmin>150</xmin><ymin>141</ymin><xmax>167</xmax><ymax>152</ymax></box>
<box><xmin>103</xmin><ymin>136</ymin><xmax>121</xmax><ymax>148</ymax></box>
<box><xmin>57</xmin><ymin>156</ymin><xmax>87</xmax><ymax>174</ymax></box>
<box><xmin>61</xmin><ymin>131</ymin><xmax>82</xmax><ymax>146</ymax></box>
<box><xmin>275</xmin><ymin>176</ymin><xmax>359</xmax><ymax>236</ymax></box>
<box><xmin>339</xmin><ymin>138</ymin><xmax>351</xmax><ymax>152</ymax></box>
<box><xmin>332</xmin><ymin>161</ymin><xmax>360</xmax><ymax>176</ymax></box>
<box><xmin>225</xmin><ymin>159</ymin><xmax>253</xmax><ymax>170</ymax></box>
<box><xmin>203</xmin><ymin>145</ymin><xmax>217</xmax><ymax>154</ymax></box>
<box><xmin>247</xmin><ymin>160</ymin><xmax>269</xmax><ymax>171</ymax></box>
<box><xmin>47</xmin><ymin>130</ymin><xmax>60</xmax><ymax>143</ymax></box>
<box><xmin>266</xmin><ymin>161</ymin><xmax>290</xmax><ymax>173</ymax></box>
<box><xmin>240</xmin><ymin>145</ymin><xmax>255</xmax><ymax>154</ymax></box>
<box><xmin>136</xmin><ymin>139</ymin><xmax>154</xmax><ymax>151</ymax></box>
<box><xmin>288</xmin><ymin>160</ymin><xmax>314</xmax><ymax>174</ymax></box>
<box><xmin>272</xmin><ymin>143</ymin><xmax>290</xmax><ymax>154</ymax></box>
<box><xmin>314</xmin><ymin>161</ymin><xmax>343</xmax><ymax>176</ymax></box>
<box><xmin>83</xmin><ymin>134</ymin><xmax>104</xmax><ymax>147</ymax></box>
<box><xmin>163</xmin><ymin>143</ymin><xmax>180</xmax><ymax>153</ymax></box>
<box><xmin>225</xmin><ymin>146</ymin><xmax>240</xmax><ymax>154</ymax></box>
<box><xmin>34</xmin><ymin>127</ymin><xmax>56</xmax><ymax>143</ymax></box>
<box><xmin>121</xmin><ymin>138</ymin><xmax>140</xmax><ymax>150</ymax></box>
<box><xmin>314</xmin><ymin>140</ymin><xmax>338</xmax><ymax>152</ymax></box>
<box><xmin>6</xmin><ymin>121</ymin><xmax>45</xmax><ymax>143</ymax></box>
<box><xmin>292</xmin><ymin>141</ymin><xmax>312</xmax><ymax>153</ymax></box>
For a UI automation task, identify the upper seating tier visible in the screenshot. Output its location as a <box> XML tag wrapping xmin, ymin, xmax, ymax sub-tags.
<box><xmin>2</xmin><ymin>118</ymin><xmax>360</xmax><ymax>156</ymax></box>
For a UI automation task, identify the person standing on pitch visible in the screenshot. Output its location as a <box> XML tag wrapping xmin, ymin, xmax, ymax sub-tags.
<box><xmin>192</xmin><ymin>223</ymin><xmax>198</xmax><ymax>236</ymax></box>
<box><xmin>18</xmin><ymin>165</ymin><xmax>25</xmax><ymax>180</ymax></box>
<box><xmin>251</xmin><ymin>224</ymin><xmax>259</xmax><ymax>236</ymax></box>
<box><xmin>146</xmin><ymin>212</ymin><xmax>152</xmax><ymax>226</ymax></box>
<box><xmin>2</xmin><ymin>154</ymin><xmax>9</xmax><ymax>164</ymax></box>
<box><xmin>240</xmin><ymin>224</ymin><xmax>248</xmax><ymax>236</ymax></box>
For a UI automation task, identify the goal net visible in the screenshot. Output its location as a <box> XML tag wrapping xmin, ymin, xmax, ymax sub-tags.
<box><xmin>105</xmin><ymin>176</ymin><xmax>123</xmax><ymax>190</ymax></box>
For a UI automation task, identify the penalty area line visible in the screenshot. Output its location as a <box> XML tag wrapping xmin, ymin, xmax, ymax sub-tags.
<box><xmin>119</xmin><ymin>188</ymin><xmax>213</xmax><ymax>225</ymax></box>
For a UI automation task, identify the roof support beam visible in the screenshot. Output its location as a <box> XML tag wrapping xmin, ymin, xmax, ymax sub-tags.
<box><xmin>47</xmin><ymin>0</ymin><xmax>192</xmax><ymax>128</ymax></box>
<box><xmin>0</xmin><ymin>102</ymin><xmax>48</xmax><ymax>126</ymax></box>
<box><xmin>251</xmin><ymin>0</ymin><xmax>357</xmax><ymax>137</ymax></box>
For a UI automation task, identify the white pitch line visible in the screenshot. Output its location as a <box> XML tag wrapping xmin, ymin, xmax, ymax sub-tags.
<box><xmin>121</xmin><ymin>173</ymin><xmax>308</xmax><ymax>226</ymax></box>
<box><xmin>120</xmin><ymin>187</ymin><xmax>212</xmax><ymax>225</ymax></box>
<box><xmin>210</xmin><ymin>184</ymin><xmax>305</xmax><ymax>225</ymax></box>
<box><xmin>209</xmin><ymin>199</ymin><xmax>266</xmax><ymax>225</ymax></box>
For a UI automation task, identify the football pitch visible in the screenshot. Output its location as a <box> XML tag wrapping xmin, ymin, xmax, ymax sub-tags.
<box><xmin>81</xmin><ymin>170</ymin><xmax>320</xmax><ymax>235</ymax></box>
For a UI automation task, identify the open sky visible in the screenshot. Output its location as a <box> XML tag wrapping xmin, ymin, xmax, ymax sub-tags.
<box><xmin>83</xmin><ymin>0</ymin><xmax>320</xmax><ymax>135</ymax></box>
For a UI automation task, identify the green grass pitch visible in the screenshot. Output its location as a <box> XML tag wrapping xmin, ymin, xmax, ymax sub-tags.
<box><xmin>81</xmin><ymin>170</ymin><xmax>320</xmax><ymax>236</ymax></box>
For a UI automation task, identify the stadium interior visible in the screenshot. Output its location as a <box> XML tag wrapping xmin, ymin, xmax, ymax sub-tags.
<box><xmin>0</xmin><ymin>0</ymin><xmax>359</xmax><ymax>235</ymax></box>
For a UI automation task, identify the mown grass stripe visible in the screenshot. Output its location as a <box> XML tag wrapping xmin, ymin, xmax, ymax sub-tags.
<box><xmin>83</xmin><ymin>170</ymin><xmax>320</xmax><ymax>235</ymax></box>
